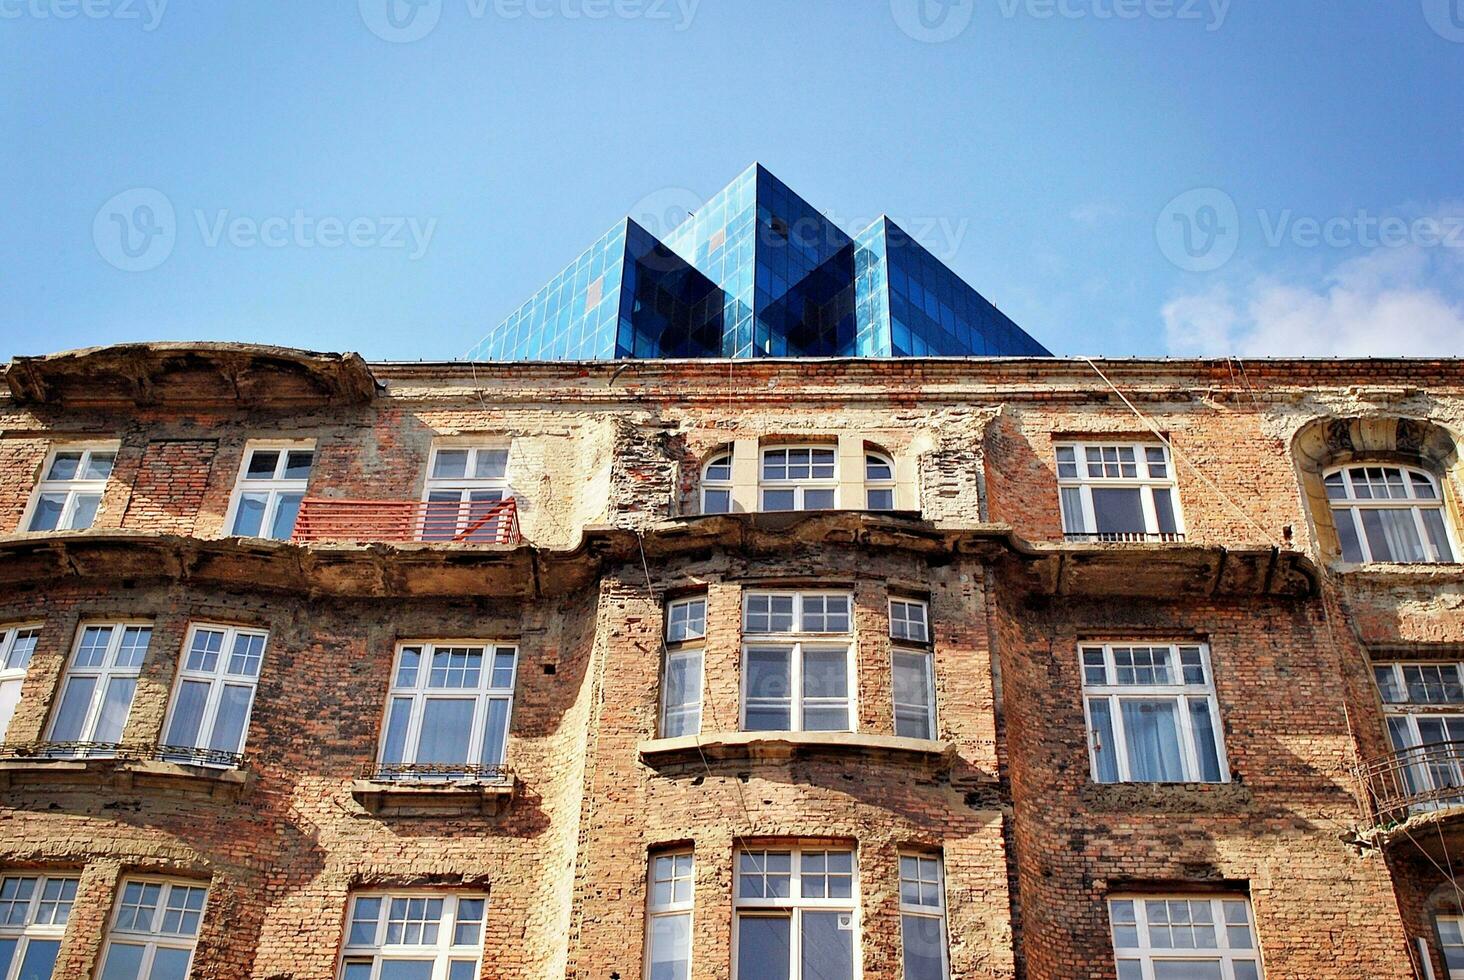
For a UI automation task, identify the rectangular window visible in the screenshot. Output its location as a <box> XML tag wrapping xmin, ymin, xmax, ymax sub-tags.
<box><xmin>160</xmin><ymin>625</ymin><xmax>267</xmax><ymax>766</ymax></box>
<box><xmin>226</xmin><ymin>442</ymin><xmax>314</xmax><ymax>540</ymax></box>
<box><xmin>99</xmin><ymin>878</ymin><xmax>208</xmax><ymax>980</ymax></box>
<box><xmin>1081</xmin><ymin>643</ymin><xmax>1228</xmax><ymax>784</ymax></box>
<box><xmin>422</xmin><ymin>445</ymin><xmax>510</xmax><ymax>542</ymax></box>
<box><xmin>25</xmin><ymin>444</ymin><xmax>117</xmax><ymax>532</ymax></box>
<box><xmin>376</xmin><ymin>643</ymin><xmax>518</xmax><ymax>779</ymax></box>
<box><xmin>338</xmin><ymin>892</ymin><xmax>484</xmax><ymax>980</ymax></box>
<box><xmin>1109</xmin><ymin>896</ymin><xmax>1263</xmax><ymax>980</ymax></box>
<box><xmin>0</xmin><ymin>626</ymin><xmax>42</xmax><ymax>742</ymax></box>
<box><xmin>1056</xmin><ymin>442</ymin><xmax>1183</xmax><ymax>543</ymax></box>
<box><xmin>646</xmin><ymin>853</ymin><xmax>693</xmax><ymax>980</ymax></box>
<box><xmin>899</xmin><ymin>855</ymin><xmax>949</xmax><ymax>980</ymax></box>
<box><xmin>661</xmin><ymin>598</ymin><xmax>705</xmax><ymax>739</ymax></box>
<box><xmin>734</xmin><ymin>848</ymin><xmax>857</xmax><ymax>980</ymax></box>
<box><xmin>1373</xmin><ymin>662</ymin><xmax>1464</xmax><ymax>808</ymax></box>
<box><xmin>742</xmin><ymin>592</ymin><xmax>854</xmax><ymax>734</ymax></box>
<box><xmin>760</xmin><ymin>447</ymin><xmax>838</xmax><ymax>512</ymax></box>
<box><xmin>891</xmin><ymin>597</ymin><xmax>936</xmax><ymax>739</ymax></box>
<box><xmin>46</xmin><ymin>623</ymin><xmax>152</xmax><ymax>756</ymax></box>
<box><xmin>1438</xmin><ymin>915</ymin><xmax>1464</xmax><ymax>979</ymax></box>
<box><xmin>0</xmin><ymin>874</ymin><xmax>78</xmax><ymax>980</ymax></box>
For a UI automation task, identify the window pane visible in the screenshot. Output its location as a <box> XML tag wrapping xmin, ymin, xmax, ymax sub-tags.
<box><xmin>380</xmin><ymin>697</ymin><xmax>413</xmax><ymax>764</ymax></box>
<box><xmin>245</xmin><ymin>451</ymin><xmax>280</xmax><ymax>479</ymax></box>
<box><xmin>803</xmin><ymin>488</ymin><xmax>835</xmax><ymax>510</ymax></box>
<box><xmin>50</xmin><ymin>676</ymin><xmax>96</xmax><ymax>742</ymax></box>
<box><xmin>473</xmin><ymin>449</ymin><xmax>508</xmax><ymax>479</ymax></box>
<box><xmin>1188</xmin><ymin>698</ymin><xmax>1224</xmax><ymax>782</ymax></box>
<box><xmin>1091</xmin><ymin>488</ymin><xmax>1146</xmax><ymax>535</ymax></box>
<box><xmin>448</xmin><ymin>963</ymin><xmax>478</xmax><ymax>980</ymax></box>
<box><xmin>1423</xmin><ymin>509</ymin><xmax>1456</xmax><ymax>562</ymax></box>
<box><xmin>0</xmin><ymin>679</ymin><xmax>22</xmax><ymax>742</ymax></box>
<box><xmin>68</xmin><ymin>493</ymin><xmax>101</xmax><ymax>530</ymax></box>
<box><xmin>867</xmin><ymin>488</ymin><xmax>895</xmax><ymax>510</ymax></box>
<box><xmin>902</xmin><ymin>914</ymin><xmax>945</xmax><ymax>980</ymax></box>
<box><xmin>480</xmin><ymin>698</ymin><xmax>511</xmax><ymax>766</ymax></box>
<box><xmin>164</xmin><ymin>680</ymin><xmax>209</xmax><ymax>748</ymax></box>
<box><xmin>763</xmin><ymin>489</ymin><xmax>796</xmax><ymax>511</ymax></box>
<box><xmin>703</xmin><ymin>489</ymin><xmax>731</xmax><ymax>514</ymax></box>
<box><xmin>147</xmin><ymin>947</ymin><xmax>192</xmax><ymax>980</ymax></box>
<box><xmin>1152</xmin><ymin>488</ymin><xmax>1178</xmax><ymax>534</ymax></box>
<box><xmin>801</xmin><ymin>911</ymin><xmax>854</xmax><ymax>980</ymax></box>
<box><xmin>1361</xmin><ymin>508</ymin><xmax>1425</xmax><ymax>562</ymax></box>
<box><xmin>269</xmin><ymin>493</ymin><xmax>304</xmax><ymax>540</ymax></box>
<box><xmin>1087</xmin><ymin>698</ymin><xmax>1119</xmax><ymax>783</ymax></box>
<box><xmin>342</xmin><ymin>963</ymin><xmax>373</xmax><ymax>980</ymax></box>
<box><xmin>29</xmin><ymin>494</ymin><xmax>65</xmax><ymax>532</ymax></box>
<box><xmin>1152</xmin><ymin>962</ymin><xmax>1223</xmax><ymax>980</ymax></box>
<box><xmin>16</xmin><ymin>938</ymin><xmax>59</xmax><ymax>980</ymax></box>
<box><xmin>746</xmin><ymin>649</ymin><xmax>791</xmax><ymax>704</ymax></box>
<box><xmin>208</xmin><ymin>684</ymin><xmax>254</xmax><ymax>754</ymax></box>
<box><xmin>47</xmin><ymin>453</ymin><xmax>82</xmax><ymax>481</ymax></box>
<box><xmin>231</xmin><ymin>493</ymin><xmax>267</xmax><ymax>537</ymax></box>
<box><xmin>379</xmin><ymin>964</ymin><xmax>434</xmax><ymax>980</ymax></box>
<box><xmin>433</xmin><ymin>450</ymin><xmax>468</xmax><ymax>478</ymax></box>
<box><xmin>416</xmin><ymin>699</ymin><xmax>475</xmax><ymax>764</ymax></box>
<box><xmin>1331</xmin><ymin>507</ymin><xmax>1364</xmax><ymax>562</ymax></box>
<box><xmin>1120</xmin><ymin>699</ymin><xmax>1185</xmax><ymax>781</ymax></box>
<box><xmin>649</xmin><ymin>912</ymin><xmax>692</xmax><ymax>980</ymax></box>
<box><xmin>92</xmin><ymin>678</ymin><xmax>136</xmax><ymax>743</ymax></box>
<box><xmin>99</xmin><ymin>943</ymin><xmax>145</xmax><ymax>980</ymax></box>
<box><xmin>282</xmin><ymin>451</ymin><xmax>314</xmax><ymax>480</ymax></box>
<box><xmin>737</xmin><ymin>916</ymin><xmax>791</xmax><ymax>980</ymax></box>
<box><xmin>803</xmin><ymin>649</ymin><xmax>848</xmax><ymax>699</ymax></box>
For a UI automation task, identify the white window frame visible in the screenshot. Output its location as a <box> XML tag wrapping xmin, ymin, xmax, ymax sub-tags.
<box><xmin>1325</xmin><ymin>464</ymin><xmax>1458</xmax><ymax>564</ymax></box>
<box><xmin>1108</xmin><ymin>895</ymin><xmax>1264</xmax><ymax>980</ymax></box>
<box><xmin>99</xmin><ymin>877</ymin><xmax>209</xmax><ymax>980</ymax></box>
<box><xmin>421</xmin><ymin>443</ymin><xmax>513</xmax><ymax>541</ymax></box>
<box><xmin>701</xmin><ymin>451</ymin><xmax>733</xmax><ymax>515</ymax></box>
<box><xmin>375</xmin><ymin>641</ymin><xmax>519</xmax><ymax>780</ymax></box>
<box><xmin>0</xmin><ymin>624</ymin><xmax>42</xmax><ymax>742</ymax></box>
<box><xmin>890</xmin><ymin>599</ymin><xmax>935</xmax><ymax>740</ymax></box>
<box><xmin>21</xmin><ymin>442</ymin><xmax>119</xmax><ymax>533</ymax></box>
<box><xmin>1056</xmin><ymin>441</ymin><xmax>1184</xmax><ymax>542</ymax></box>
<box><xmin>742</xmin><ymin>592</ymin><xmax>855</xmax><ymax>733</ymax></box>
<box><xmin>865</xmin><ymin>453</ymin><xmax>896</xmax><ymax>511</ymax></box>
<box><xmin>338</xmin><ymin>890</ymin><xmax>485</xmax><ymax>980</ymax></box>
<box><xmin>1081</xmin><ymin>642</ymin><xmax>1229</xmax><ymax>784</ymax></box>
<box><xmin>759</xmin><ymin>446</ymin><xmax>839</xmax><ymax>512</ymax></box>
<box><xmin>661</xmin><ymin>598</ymin><xmax>706</xmax><ymax>739</ymax></box>
<box><xmin>0</xmin><ymin>873</ymin><xmax>78</xmax><ymax>980</ymax></box>
<box><xmin>223</xmin><ymin>440</ymin><xmax>315</xmax><ymax>541</ymax></box>
<box><xmin>1373</xmin><ymin>661</ymin><xmax>1464</xmax><ymax>807</ymax></box>
<box><xmin>645</xmin><ymin>852</ymin><xmax>694</xmax><ymax>980</ymax></box>
<box><xmin>732</xmin><ymin>847</ymin><xmax>860</xmax><ymax>980</ymax></box>
<box><xmin>1437</xmin><ymin>914</ymin><xmax>1464</xmax><ymax>979</ymax></box>
<box><xmin>160</xmin><ymin>623</ymin><xmax>268</xmax><ymax>767</ymax></box>
<box><xmin>45</xmin><ymin>621</ymin><xmax>153</xmax><ymax>757</ymax></box>
<box><xmin>898</xmin><ymin>853</ymin><xmax>949</xmax><ymax>980</ymax></box>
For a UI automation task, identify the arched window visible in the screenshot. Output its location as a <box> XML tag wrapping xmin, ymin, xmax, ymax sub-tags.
<box><xmin>1325</xmin><ymin>464</ymin><xmax>1456</xmax><ymax>564</ymax></box>
<box><xmin>760</xmin><ymin>446</ymin><xmax>837</xmax><ymax>511</ymax></box>
<box><xmin>865</xmin><ymin>453</ymin><xmax>896</xmax><ymax>510</ymax></box>
<box><xmin>701</xmin><ymin>452</ymin><xmax>733</xmax><ymax>515</ymax></box>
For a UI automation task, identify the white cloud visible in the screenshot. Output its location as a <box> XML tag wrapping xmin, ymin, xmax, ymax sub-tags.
<box><xmin>1163</xmin><ymin>244</ymin><xmax>1464</xmax><ymax>357</ymax></box>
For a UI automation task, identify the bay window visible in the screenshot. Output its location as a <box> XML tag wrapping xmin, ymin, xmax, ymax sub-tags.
<box><xmin>160</xmin><ymin>624</ymin><xmax>267</xmax><ymax>766</ymax></box>
<box><xmin>1056</xmin><ymin>442</ymin><xmax>1183</xmax><ymax>542</ymax></box>
<box><xmin>1081</xmin><ymin>642</ymin><xmax>1227</xmax><ymax>784</ymax></box>
<box><xmin>46</xmin><ymin>623</ymin><xmax>152</xmax><ymax>756</ymax></box>
<box><xmin>376</xmin><ymin>642</ymin><xmax>518</xmax><ymax>779</ymax></box>
<box><xmin>338</xmin><ymin>892</ymin><xmax>484</xmax><ymax>980</ymax></box>
<box><xmin>734</xmin><ymin>848</ymin><xmax>857</xmax><ymax>980</ymax></box>
<box><xmin>742</xmin><ymin>592</ymin><xmax>853</xmax><ymax>732</ymax></box>
<box><xmin>1325</xmin><ymin>464</ymin><xmax>1456</xmax><ymax>564</ymax></box>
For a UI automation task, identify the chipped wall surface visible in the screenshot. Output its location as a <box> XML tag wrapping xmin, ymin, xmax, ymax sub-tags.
<box><xmin>1</xmin><ymin>350</ymin><xmax>1463</xmax><ymax>978</ymax></box>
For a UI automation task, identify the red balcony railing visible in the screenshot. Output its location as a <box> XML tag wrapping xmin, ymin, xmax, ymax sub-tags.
<box><xmin>1356</xmin><ymin>740</ymin><xmax>1464</xmax><ymax>828</ymax></box>
<box><xmin>292</xmin><ymin>497</ymin><xmax>521</xmax><ymax>546</ymax></box>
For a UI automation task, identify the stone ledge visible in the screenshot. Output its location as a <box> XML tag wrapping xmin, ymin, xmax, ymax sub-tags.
<box><xmin>1078</xmin><ymin>779</ymin><xmax>1254</xmax><ymax>814</ymax></box>
<box><xmin>350</xmin><ymin>778</ymin><xmax>515</xmax><ymax>817</ymax></box>
<box><xmin>638</xmin><ymin>731</ymin><xmax>958</xmax><ymax>770</ymax></box>
<box><xmin>0</xmin><ymin>756</ymin><xmax>252</xmax><ymax>801</ymax></box>
<box><xmin>1331</xmin><ymin>562</ymin><xmax>1464</xmax><ymax>587</ymax></box>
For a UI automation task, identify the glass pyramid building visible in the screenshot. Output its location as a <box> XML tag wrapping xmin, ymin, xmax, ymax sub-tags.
<box><xmin>466</xmin><ymin>164</ymin><xmax>1050</xmax><ymax>361</ymax></box>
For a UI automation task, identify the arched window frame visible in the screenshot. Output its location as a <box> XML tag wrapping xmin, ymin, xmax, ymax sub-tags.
<box><xmin>1324</xmin><ymin>463</ymin><xmax>1458</xmax><ymax>564</ymax></box>
<box><xmin>701</xmin><ymin>452</ymin><xmax>733</xmax><ymax>515</ymax></box>
<box><xmin>865</xmin><ymin>452</ymin><xmax>897</xmax><ymax>511</ymax></box>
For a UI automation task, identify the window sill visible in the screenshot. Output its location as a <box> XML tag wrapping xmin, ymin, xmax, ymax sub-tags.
<box><xmin>350</xmin><ymin>776</ymin><xmax>516</xmax><ymax>817</ymax></box>
<box><xmin>1331</xmin><ymin>561</ymin><xmax>1464</xmax><ymax>584</ymax></box>
<box><xmin>1080</xmin><ymin>779</ymin><xmax>1251</xmax><ymax>813</ymax></box>
<box><xmin>638</xmin><ymin>731</ymin><xmax>955</xmax><ymax>770</ymax></box>
<box><xmin>0</xmin><ymin>754</ymin><xmax>251</xmax><ymax>800</ymax></box>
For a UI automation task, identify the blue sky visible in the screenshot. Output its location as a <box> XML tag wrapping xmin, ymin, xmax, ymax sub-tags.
<box><xmin>3</xmin><ymin>0</ymin><xmax>1463</xmax><ymax>361</ymax></box>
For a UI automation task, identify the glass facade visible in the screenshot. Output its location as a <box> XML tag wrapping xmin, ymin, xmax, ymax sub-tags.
<box><xmin>467</xmin><ymin>164</ymin><xmax>1049</xmax><ymax>361</ymax></box>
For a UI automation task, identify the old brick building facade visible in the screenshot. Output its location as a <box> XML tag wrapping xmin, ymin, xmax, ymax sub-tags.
<box><xmin>0</xmin><ymin>342</ymin><xmax>1459</xmax><ymax>979</ymax></box>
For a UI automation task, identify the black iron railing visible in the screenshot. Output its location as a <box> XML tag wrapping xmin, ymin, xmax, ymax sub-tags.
<box><xmin>0</xmin><ymin>742</ymin><xmax>244</xmax><ymax>769</ymax></box>
<box><xmin>1064</xmin><ymin>531</ymin><xmax>1187</xmax><ymax>543</ymax></box>
<box><xmin>1356</xmin><ymin>740</ymin><xmax>1464</xmax><ymax>828</ymax></box>
<box><xmin>361</xmin><ymin>762</ymin><xmax>511</xmax><ymax>783</ymax></box>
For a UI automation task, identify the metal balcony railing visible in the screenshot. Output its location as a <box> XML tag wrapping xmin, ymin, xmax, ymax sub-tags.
<box><xmin>1064</xmin><ymin>531</ymin><xmax>1187</xmax><ymax>544</ymax></box>
<box><xmin>0</xmin><ymin>742</ymin><xmax>245</xmax><ymax>769</ymax></box>
<box><xmin>292</xmin><ymin>497</ymin><xmax>521</xmax><ymax>546</ymax></box>
<box><xmin>361</xmin><ymin>762</ymin><xmax>511</xmax><ymax>783</ymax></box>
<box><xmin>1356</xmin><ymin>740</ymin><xmax>1464</xmax><ymax>828</ymax></box>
